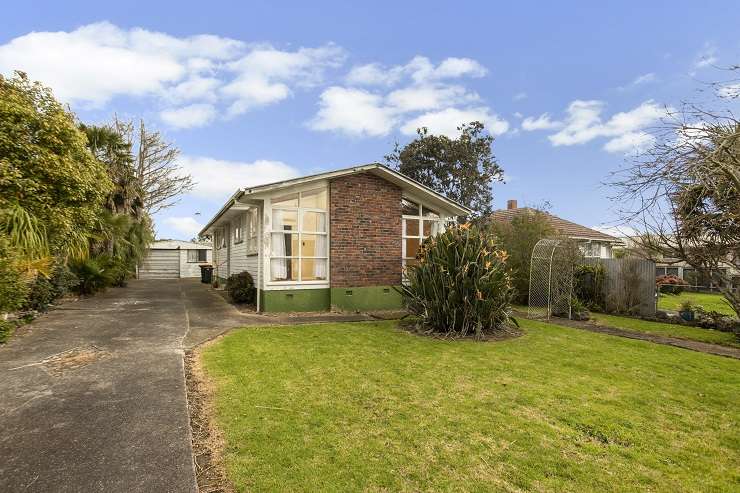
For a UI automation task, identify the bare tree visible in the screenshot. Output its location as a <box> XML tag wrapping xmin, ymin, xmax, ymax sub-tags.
<box><xmin>611</xmin><ymin>68</ymin><xmax>740</xmax><ymax>316</ymax></box>
<box><xmin>114</xmin><ymin>118</ymin><xmax>194</xmax><ymax>215</ymax></box>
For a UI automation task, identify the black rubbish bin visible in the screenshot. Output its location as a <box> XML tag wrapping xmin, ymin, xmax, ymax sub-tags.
<box><xmin>200</xmin><ymin>264</ymin><xmax>213</xmax><ymax>284</ymax></box>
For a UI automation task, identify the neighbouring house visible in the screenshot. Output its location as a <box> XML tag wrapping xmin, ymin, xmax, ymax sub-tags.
<box><xmin>618</xmin><ymin>236</ymin><xmax>740</xmax><ymax>292</ymax></box>
<box><xmin>488</xmin><ymin>200</ymin><xmax>623</xmax><ymax>259</ymax></box>
<box><xmin>138</xmin><ymin>240</ymin><xmax>213</xmax><ymax>279</ymax></box>
<box><xmin>199</xmin><ymin>163</ymin><xmax>470</xmax><ymax>312</ymax></box>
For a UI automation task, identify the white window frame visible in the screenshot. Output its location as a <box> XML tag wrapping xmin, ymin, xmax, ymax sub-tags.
<box><xmin>401</xmin><ymin>196</ymin><xmax>449</xmax><ymax>270</ymax></box>
<box><xmin>233</xmin><ymin>215</ymin><xmax>244</xmax><ymax>244</ymax></box>
<box><xmin>268</xmin><ymin>187</ymin><xmax>329</xmax><ymax>284</ymax></box>
<box><xmin>246</xmin><ymin>207</ymin><xmax>258</xmax><ymax>255</ymax></box>
<box><xmin>187</xmin><ymin>249</ymin><xmax>208</xmax><ymax>263</ymax></box>
<box><xmin>215</xmin><ymin>229</ymin><xmax>226</xmax><ymax>249</ymax></box>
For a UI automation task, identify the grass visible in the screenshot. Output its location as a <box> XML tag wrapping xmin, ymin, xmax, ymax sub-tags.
<box><xmin>658</xmin><ymin>291</ymin><xmax>737</xmax><ymax>317</ymax></box>
<box><xmin>590</xmin><ymin>312</ymin><xmax>740</xmax><ymax>348</ymax></box>
<box><xmin>200</xmin><ymin>320</ymin><xmax>739</xmax><ymax>492</ymax></box>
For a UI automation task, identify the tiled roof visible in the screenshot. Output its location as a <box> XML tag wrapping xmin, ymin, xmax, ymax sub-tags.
<box><xmin>488</xmin><ymin>207</ymin><xmax>621</xmax><ymax>243</ymax></box>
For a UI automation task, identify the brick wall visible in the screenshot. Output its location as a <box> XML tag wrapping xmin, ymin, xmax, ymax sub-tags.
<box><xmin>330</xmin><ymin>172</ymin><xmax>402</xmax><ymax>287</ymax></box>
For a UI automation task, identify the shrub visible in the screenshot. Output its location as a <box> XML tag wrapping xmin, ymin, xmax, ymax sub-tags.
<box><xmin>399</xmin><ymin>223</ymin><xmax>515</xmax><ymax>338</ymax></box>
<box><xmin>487</xmin><ymin>210</ymin><xmax>553</xmax><ymax>304</ymax></box>
<box><xmin>226</xmin><ymin>271</ymin><xmax>256</xmax><ymax>304</ymax></box>
<box><xmin>24</xmin><ymin>262</ymin><xmax>79</xmax><ymax>311</ymax></box>
<box><xmin>0</xmin><ymin>237</ymin><xmax>30</xmax><ymax>314</ymax></box>
<box><xmin>656</xmin><ymin>274</ymin><xmax>687</xmax><ymax>295</ymax></box>
<box><xmin>574</xmin><ymin>264</ymin><xmax>606</xmax><ymax>311</ymax></box>
<box><xmin>69</xmin><ymin>257</ymin><xmax>113</xmax><ymax>295</ymax></box>
<box><xmin>0</xmin><ymin>319</ymin><xmax>16</xmax><ymax>343</ymax></box>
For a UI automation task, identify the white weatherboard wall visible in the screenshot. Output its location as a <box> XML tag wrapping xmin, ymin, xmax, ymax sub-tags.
<box><xmin>141</xmin><ymin>240</ymin><xmax>212</xmax><ymax>279</ymax></box>
<box><xmin>226</xmin><ymin>211</ymin><xmax>260</xmax><ymax>283</ymax></box>
<box><xmin>179</xmin><ymin>248</ymin><xmax>213</xmax><ymax>277</ymax></box>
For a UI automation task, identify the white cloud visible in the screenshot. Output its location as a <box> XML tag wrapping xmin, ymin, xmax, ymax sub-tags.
<box><xmin>513</xmin><ymin>92</ymin><xmax>528</xmax><ymax>101</ymax></box>
<box><xmin>521</xmin><ymin>113</ymin><xmax>562</xmax><ymax>131</ymax></box>
<box><xmin>0</xmin><ymin>22</ymin><xmax>192</xmax><ymax>106</ymax></box>
<box><xmin>222</xmin><ymin>43</ymin><xmax>345</xmax><ymax>116</ymax></box>
<box><xmin>602</xmin><ymin>131</ymin><xmax>654</xmax><ymax>154</ymax></box>
<box><xmin>345</xmin><ymin>63</ymin><xmax>405</xmax><ymax>86</ymax></box>
<box><xmin>547</xmin><ymin>100</ymin><xmax>667</xmax><ymax>151</ymax></box>
<box><xmin>163</xmin><ymin>216</ymin><xmax>204</xmax><ymax>238</ymax></box>
<box><xmin>400</xmin><ymin>107</ymin><xmax>509</xmax><ymax>138</ymax></box>
<box><xmin>0</xmin><ymin>22</ymin><xmax>345</xmax><ymax>126</ymax></box>
<box><xmin>432</xmin><ymin>57</ymin><xmax>487</xmax><ymax>80</ymax></box>
<box><xmin>312</xmin><ymin>55</ymin><xmax>502</xmax><ymax>138</ymax></box>
<box><xmin>345</xmin><ymin>56</ymin><xmax>487</xmax><ymax>87</ymax></box>
<box><xmin>167</xmin><ymin>76</ymin><xmax>221</xmax><ymax>103</ymax></box>
<box><xmin>309</xmin><ymin>86</ymin><xmax>397</xmax><ymax>137</ymax></box>
<box><xmin>160</xmin><ymin>104</ymin><xmax>217</xmax><ymax>129</ymax></box>
<box><xmin>694</xmin><ymin>44</ymin><xmax>718</xmax><ymax>69</ymax></box>
<box><xmin>178</xmin><ymin>156</ymin><xmax>300</xmax><ymax>199</ymax></box>
<box><xmin>631</xmin><ymin>72</ymin><xmax>657</xmax><ymax>85</ymax></box>
<box><xmin>386</xmin><ymin>84</ymin><xmax>478</xmax><ymax>113</ymax></box>
<box><xmin>717</xmin><ymin>82</ymin><xmax>740</xmax><ymax>99</ymax></box>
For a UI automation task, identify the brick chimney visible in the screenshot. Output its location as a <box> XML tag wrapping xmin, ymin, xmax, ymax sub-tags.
<box><xmin>506</xmin><ymin>199</ymin><xmax>518</xmax><ymax>210</ymax></box>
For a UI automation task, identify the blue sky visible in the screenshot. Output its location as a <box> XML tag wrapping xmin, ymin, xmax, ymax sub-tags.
<box><xmin>2</xmin><ymin>1</ymin><xmax>738</xmax><ymax>239</ymax></box>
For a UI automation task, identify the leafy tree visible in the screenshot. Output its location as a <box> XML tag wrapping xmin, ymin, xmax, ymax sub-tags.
<box><xmin>487</xmin><ymin>210</ymin><xmax>554</xmax><ymax>304</ymax></box>
<box><xmin>82</xmin><ymin>124</ymin><xmax>154</xmax><ymax>285</ymax></box>
<box><xmin>385</xmin><ymin>121</ymin><xmax>504</xmax><ymax>215</ymax></box>
<box><xmin>0</xmin><ymin>71</ymin><xmax>111</xmax><ymax>260</ymax></box>
<box><xmin>612</xmin><ymin>67</ymin><xmax>740</xmax><ymax>316</ymax></box>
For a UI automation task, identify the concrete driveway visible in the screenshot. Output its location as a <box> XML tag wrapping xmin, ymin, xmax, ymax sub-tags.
<box><xmin>0</xmin><ymin>279</ymin><xmax>248</xmax><ymax>493</ymax></box>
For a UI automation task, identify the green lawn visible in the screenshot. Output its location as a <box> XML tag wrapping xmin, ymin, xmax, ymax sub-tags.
<box><xmin>658</xmin><ymin>292</ymin><xmax>737</xmax><ymax>317</ymax></box>
<box><xmin>201</xmin><ymin>320</ymin><xmax>739</xmax><ymax>492</ymax></box>
<box><xmin>590</xmin><ymin>312</ymin><xmax>740</xmax><ymax>348</ymax></box>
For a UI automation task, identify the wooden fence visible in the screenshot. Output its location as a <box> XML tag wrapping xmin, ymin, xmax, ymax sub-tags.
<box><xmin>585</xmin><ymin>257</ymin><xmax>656</xmax><ymax>317</ymax></box>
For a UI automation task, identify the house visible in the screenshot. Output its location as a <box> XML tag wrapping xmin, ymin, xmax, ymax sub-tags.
<box><xmin>138</xmin><ymin>240</ymin><xmax>213</xmax><ymax>279</ymax></box>
<box><xmin>199</xmin><ymin>163</ymin><xmax>470</xmax><ymax>312</ymax></box>
<box><xmin>618</xmin><ymin>236</ymin><xmax>740</xmax><ymax>291</ymax></box>
<box><xmin>488</xmin><ymin>200</ymin><xmax>623</xmax><ymax>259</ymax></box>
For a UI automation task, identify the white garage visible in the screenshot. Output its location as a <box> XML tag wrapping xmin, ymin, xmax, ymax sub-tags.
<box><xmin>138</xmin><ymin>240</ymin><xmax>213</xmax><ymax>279</ymax></box>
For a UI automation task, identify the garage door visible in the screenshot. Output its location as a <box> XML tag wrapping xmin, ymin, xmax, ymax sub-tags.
<box><xmin>139</xmin><ymin>249</ymin><xmax>180</xmax><ymax>279</ymax></box>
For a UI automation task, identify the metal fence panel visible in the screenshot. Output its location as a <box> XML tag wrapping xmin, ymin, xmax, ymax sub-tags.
<box><xmin>585</xmin><ymin>257</ymin><xmax>656</xmax><ymax>317</ymax></box>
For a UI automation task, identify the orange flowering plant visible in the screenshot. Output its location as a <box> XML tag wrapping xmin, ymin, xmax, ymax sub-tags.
<box><xmin>399</xmin><ymin>223</ymin><xmax>515</xmax><ymax>338</ymax></box>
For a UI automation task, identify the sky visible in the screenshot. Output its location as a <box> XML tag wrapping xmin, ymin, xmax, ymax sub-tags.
<box><xmin>2</xmin><ymin>1</ymin><xmax>739</xmax><ymax>239</ymax></box>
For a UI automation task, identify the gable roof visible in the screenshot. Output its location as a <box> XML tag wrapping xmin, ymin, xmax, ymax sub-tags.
<box><xmin>200</xmin><ymin>163</ymin><xmax>471</xmax><ymax>236</ymax></box>
<box><xmin>488</xmin><ymin>207</ymin><xmax>621</xmax><ymax>243</ymax></box>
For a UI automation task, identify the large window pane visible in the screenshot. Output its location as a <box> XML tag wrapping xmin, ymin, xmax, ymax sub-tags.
<box><xmin>271</xmin><ymin>233</ymin><xmax>299</xmax><ymax>257</ymax></box>
<box><xmin>404</xmin><ymin>218</ymin><xmax>419</xmax><ymax>236</ymax></box>
<box><xmin>270</xmin><ymin>258</ymin><xmax>298</xmax><ymax>281</ymax></box>
<box><xmin>302</xmin><ymin>211</ymin><xmax>326</xmax><ymax>232</ymax></box>
<box><xmin>405</xmin><ymin>238</ymin><xmax>420</xmax><ymax>259</ymax></box>
<box><xmin>301</xmin><ymin>258</ymin><xmax>327</xmax><ymax>281</ymax></box>
<box><xmin>272</xmin><ymin>210</ymin><xmax>298</xmax><ymax>231</ymax></box>
<box><xmin>402</xmin><ymin>198</ymin><xmax>419</xmax><ymax>216</ymax></box>
<box><xmin>272</xmin><ymin>193</ymin><xmax>299</xmax><ymax>208</ymax></box>
<box><xmin>301</xmin><ymin>189</ymin><xmax>327</xmax><ymax>209</ymax></box>
<box><xmin>301</xmin><ymin>234</ymin><xmax>327</xmax><ymax>257</ymax></box>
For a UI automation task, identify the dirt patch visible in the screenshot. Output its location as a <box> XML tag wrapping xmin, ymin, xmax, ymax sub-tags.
<box><xmin>43</xmin><ymin>346</ymin><xmax>109</xmax><ymax>376</ymax></box>
<box><xmin>185</xmin><ymin>347</ymin><xmax>233</xmax><ymax>493</ymax></box>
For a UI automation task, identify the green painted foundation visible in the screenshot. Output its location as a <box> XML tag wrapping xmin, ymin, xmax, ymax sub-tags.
<box><xmin>258</xmin><ymin>285</ymin><xmax>403</xmax><ymax>313</ymax></box>
<box><xmin>330</xmin><ymin>285</ymin><xmax>403</xmax><ymax>312</ymax></box>
<box><xmin>260</xmin><ymin>289</ymin><xmax>331</xmax><ymax>312</ymax></box>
